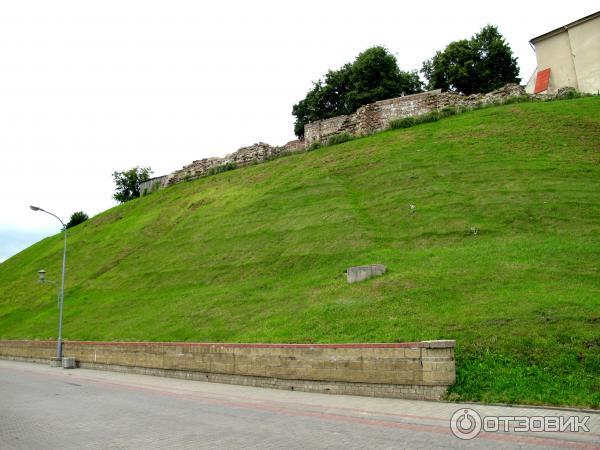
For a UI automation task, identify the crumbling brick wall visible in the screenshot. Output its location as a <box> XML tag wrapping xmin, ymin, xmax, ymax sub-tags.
<box><xmin>159</xmin><ymin>84</ymin><xmax>531</xmax><ymax>188</ymax></box>
<box><xmin>304</xmin><ymin>84</ymin><xmax>527</xmax><ymax>145</ymax></box>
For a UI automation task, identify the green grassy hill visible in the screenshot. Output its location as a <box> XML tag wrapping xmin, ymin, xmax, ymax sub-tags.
<box><xmin>1</xmin><ymin>98</ymin><xmax>599</xmax><ymax>407</ymax></box>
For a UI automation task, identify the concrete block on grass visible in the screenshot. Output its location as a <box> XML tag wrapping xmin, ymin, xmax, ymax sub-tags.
<box><xmin>346</xmin><ymin>264</ymin><xmax>387</xmax><ymax>283</ymax></box>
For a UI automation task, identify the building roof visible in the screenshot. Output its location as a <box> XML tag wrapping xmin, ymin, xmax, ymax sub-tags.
<box><xmin>530</xmin><ymin>10</ymin><xmax>600</xmax><ymax>45</ymax></box>
<box><xmin>140</xmin><ymin>175</ymin><xmax>167</xmax><ymax>183</ymax></box>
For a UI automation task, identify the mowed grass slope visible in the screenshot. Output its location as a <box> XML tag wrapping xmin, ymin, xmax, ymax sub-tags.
<box><xmin>1</xmin><ymin>98</ymin><xmax>599</xmax><ymax>407</ymax></box>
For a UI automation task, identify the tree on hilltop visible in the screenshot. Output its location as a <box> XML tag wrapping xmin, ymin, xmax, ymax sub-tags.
<box><xmin>421</xmin><ymin>25</ymin><xmax>520</xmax><ymax>95</ymax></box>
<box><xmin>66</xmin><ymin>211</ymin><xmax>89</xmax><ymax>229</ymax></box>
<box><xmin>112</xmin><ymin>166</ymin><xmax>152</xmax><ymax>203</ymax></box>
<box><xmin>292</xmin><ymin>46</ymin><xmax>422</xmax><ymax>138</ymax></box>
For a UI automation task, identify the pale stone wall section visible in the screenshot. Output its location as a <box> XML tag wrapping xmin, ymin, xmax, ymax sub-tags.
<box><xmin>139</xmin><ymin>175</ymin><xmax>168</xmax><ymax>196</ymax></box>
<box><xmin>567</xmin><ymin>17</ymin><xmax>600</xmax><ymax>94</ymax></box>
<box><xmin>0</xmin><ymin>340</ymin><xmax>456</xmax><ymax>400</ymax></box>
<box><xmin>533</xmin><ymin>33</ymin><xmax>578</xmax><ymax>92</ymax></box>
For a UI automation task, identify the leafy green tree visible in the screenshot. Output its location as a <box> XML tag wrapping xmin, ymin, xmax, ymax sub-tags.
<box><xmin>112</xmin><ymin>166</ymin><xmax>152</xmax><ymax>203</ymax></box>
<box><xmin>422</xmin><ymin>25</ymin><xmax>520</xmax><ymax>95</ymax></box>
<box><xmin>293</xmin><ymin>46</ymin><xmax>423</xmax><ymax>138</ymax></box>
<box><xmin>346</xmin><ymin>47</ymin><xmax>422</xmax><ymax>112</ymax></box>
<box><xmin>66</xmin><ymin>211</ymin><xmax>89</xmax><ymax>229</ymax></box>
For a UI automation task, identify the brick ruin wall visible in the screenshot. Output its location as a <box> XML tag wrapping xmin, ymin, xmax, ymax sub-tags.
<box><xmin>153</xmin><ymin>83</ymin><xmax>563</xmax><ymax>190</ymax></box>
<box><xmin>0</xmin><ymin>339</ymin><xmax>455</xmax><ymax>400</ymax></box>
<box><xmin>163</xmin><ymin>143</ymin><xmax>281</xmax><ymax>186</ymax></box>
<box><xmin>303</xmin><ymin>84</ymin><xmax>527</xmax><ymax>145</ymax></box>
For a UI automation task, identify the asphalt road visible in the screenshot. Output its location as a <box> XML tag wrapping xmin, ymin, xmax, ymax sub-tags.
<box><xmin>0</xmin><ymin>360</ymin><xmax>597</xmax><ymax>449</ymax></box>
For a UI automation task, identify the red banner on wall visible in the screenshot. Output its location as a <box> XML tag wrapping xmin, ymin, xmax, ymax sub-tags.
<box><xmin>534</xmin><ymin>68</ymin><xmax>551</xmax><ymax>94</ymax></box>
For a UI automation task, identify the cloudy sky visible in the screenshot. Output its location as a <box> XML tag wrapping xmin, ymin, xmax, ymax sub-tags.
<box><xmin>0</xmin><ymin>1</ymin><xmax>597</xmax><ymax>262</ymax></box>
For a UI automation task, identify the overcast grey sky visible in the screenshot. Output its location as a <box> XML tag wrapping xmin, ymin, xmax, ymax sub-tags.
<box><xmin>1</xmin><ymin>1</ymin><xmax>597</xmax><ymax>262</ymax></box>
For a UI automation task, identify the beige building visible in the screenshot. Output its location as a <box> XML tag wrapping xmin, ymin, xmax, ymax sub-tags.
<box><xmin>526</xmin><ymin>11</ymin><xmax>600</xmax><ymax>94</ymax></box>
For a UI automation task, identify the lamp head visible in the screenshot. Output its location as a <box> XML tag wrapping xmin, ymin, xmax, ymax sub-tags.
<box><xmin>30</xmin><ymin>205</ymin><xmax>42</xmax><ymax>211</ymax></box>
<box><xmin>37</xmin><ymin>270</ymin><xmax>46</xmax><ymax>282</ymax></box>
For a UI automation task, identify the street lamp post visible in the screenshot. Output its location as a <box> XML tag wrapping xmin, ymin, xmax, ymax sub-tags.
<box><xmin>30</xmin><ymin>205</ymin><xmax>67</xmax><ymax>364</ymax></box>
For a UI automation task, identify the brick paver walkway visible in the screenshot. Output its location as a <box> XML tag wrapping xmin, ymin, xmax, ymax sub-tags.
<box><xmin>0</xmin><ymin>359</ymin><xmax>597</xmax><ymax>449</ymax></box>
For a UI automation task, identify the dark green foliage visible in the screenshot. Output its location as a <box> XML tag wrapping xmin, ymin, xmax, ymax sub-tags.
<box><xmin>503</xmin><ymin>95</ymin><xmax>534</xmax><ymax>105</ymax></box>
<box><xmin>66</xmin><ymin>211</ymin><xmax>89</xmax><ymax>229</ymax></box>
<box><xmin>388</xmin><ymin>116</ymin><xmax>416</xmax><ymax>129</ymax></box>
<box><xmin>439</xmin><ymin>106</ymin><xmax>457</xmax><ymax>118</ymax></box>
<box><xmin>112</xmin><ymin>166</ymin><xmax>152</xmax><ymax>203</ymax></box>
<box><xmin>389</xmin><ymin>111</ymin><xmax>439</xmax><ymax>130</ymax></box>
<box><xmin>264</xmin><ymin>150</ymin><xmax>293</xmax><ymax>162</ymax></box>
<box><xmin>422</xmin><ymin>25</ymin><xmax>520</xmax><ymax>94</ymax></box>
<box><xmin>305</xmin><ymin>132</ymin><xmax>354</xmax><ymax>150</ymax></box>
<box><xmin>293</xmin><ymin>46</ymin><xmax>423</xmax><ymax>137</ymax></box>
<box><xmin>345</xmin><ymin>47</ymin><xmax>422</xmax><ymax>112</ymax></box>
<box><xmin>555</xmin><ymin>89</ymin><xmax>583</xmax><ymax>100</ymax></box>
<box><xmin>206</xmin><ymin>162</ymin><xmax>237</xmax><ymax>176</ymax></box>
<box><xmin>417</xmin><ymin>111</ymin><xmax>439</xmax><ymax>123</ymax></box>
<box><xmin>326</xmin><ymin>132</ymin><xmax>353</xmax><ymax>146</ymax></box>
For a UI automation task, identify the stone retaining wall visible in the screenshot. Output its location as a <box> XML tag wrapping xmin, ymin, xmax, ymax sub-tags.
<box><xmin>0</xmin><ymin>340</ymin><xmax>455</xmax><ymax>400</ymax></box>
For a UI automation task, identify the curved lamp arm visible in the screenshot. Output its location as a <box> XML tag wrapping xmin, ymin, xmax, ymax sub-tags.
<box><xmin>30</xmin><ymin>206</ymin><xmax>66</xmax><ymax>229</ymax></box>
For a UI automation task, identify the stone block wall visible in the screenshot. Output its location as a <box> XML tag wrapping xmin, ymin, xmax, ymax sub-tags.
<box><xmin>0</xmin><ymin>339</ymin><xmax>455</xmax><ymax>400</ymax></box>
<box><xmin>140</xmin><ymin>175</ymin><xmax>168</xmax><ymax>196</ymax></box>
<box><xmin>282</xmin><ymin>139</ymin><xmax>306</xmax><ymax>152</ymax></box>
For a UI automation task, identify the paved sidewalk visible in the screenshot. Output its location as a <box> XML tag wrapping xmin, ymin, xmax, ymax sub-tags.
<box><xmin>0</xmin><ymin>359</ymin><xmax>598</xmax><ymax>449</ymax></box>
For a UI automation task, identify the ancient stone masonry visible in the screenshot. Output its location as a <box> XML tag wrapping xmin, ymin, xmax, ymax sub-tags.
<box><xmin>304</xmin><ymin>84</ymin><xmax>527</xmax><ymax>145</ymax></box>
<box><xmin>152</xmin><ymin>83</ymin><xmax>560</xmax><ymax>191</ymax></box>
<box><xmin>164</xmin><ymin>142</ymin><xmax>295</xmax><ymax>186</ymax></box>
<box><xmin>282</xmin><ymin>139</ymin><xmax>304</xmax><ymax>152</ymax></box>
